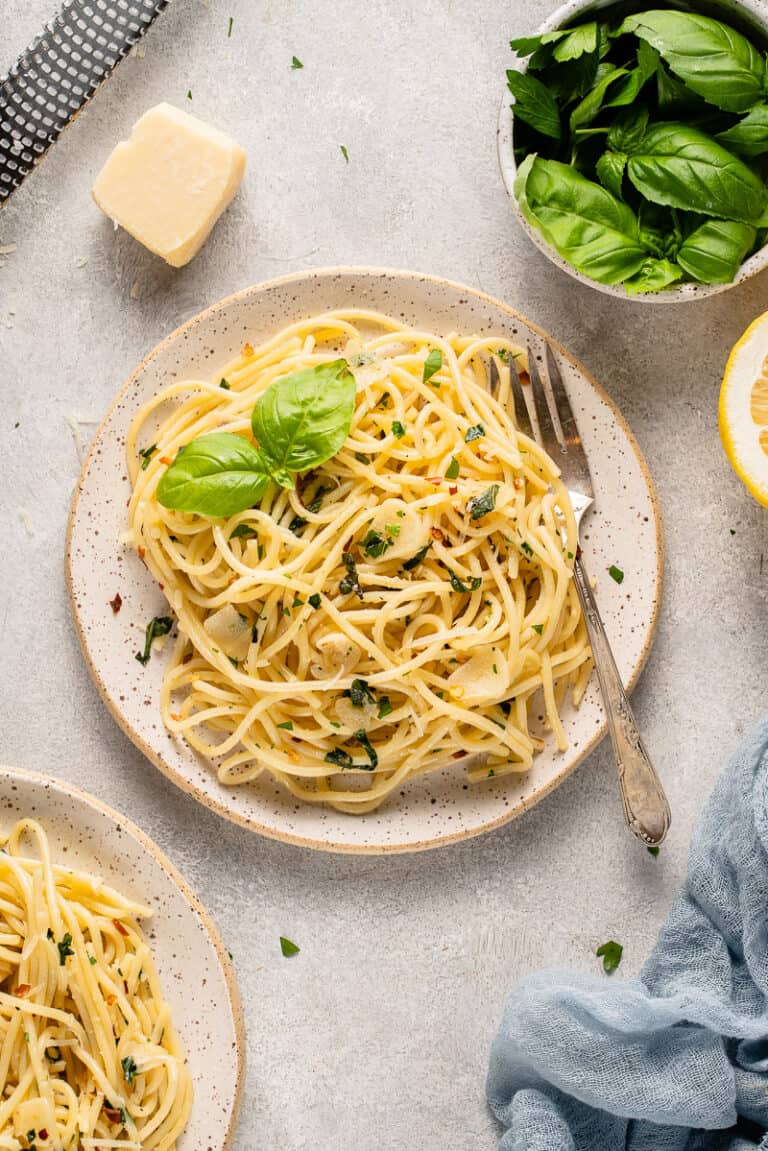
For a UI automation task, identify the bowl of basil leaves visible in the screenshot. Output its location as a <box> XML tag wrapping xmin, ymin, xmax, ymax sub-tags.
<box><xmin>499</xmin><ymin>0</ymin><xmax>768</xmax><ymax>299</ymax></box>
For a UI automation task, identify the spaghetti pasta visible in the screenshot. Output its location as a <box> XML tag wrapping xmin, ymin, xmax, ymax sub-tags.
<box><xmin>127</xmin><ymin>309</ymin><xmax>593</xmax><ymax>812</ymax></box>
<box><xmin>0</xmin><ymin>820</ymin><xmax>192</xmax><ymax>1150</ymax></box>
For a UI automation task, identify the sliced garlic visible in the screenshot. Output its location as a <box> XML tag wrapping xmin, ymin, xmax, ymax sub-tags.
<box><xmin>446</xmin><ymin>646</ymin><xmax>509</xmax><ymax>704</ymax></box>
<box><xmin>203</xmin><ymin>604</ymin><xmax>251</xmax><ymax>661</ymax></box>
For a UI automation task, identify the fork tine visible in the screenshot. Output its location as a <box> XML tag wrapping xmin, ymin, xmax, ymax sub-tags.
<box><xmin>545</xmin><ymin>343</ymin><xmax>579</xmax><ymax>448</ymax></box>
<box><xmin>509</xmin><ymin>354</ymin><xmax>534</xmax><ymax>439</ymax></box>
<box><xmin>489</xmin><ymin>356</ymin><xmax>501</xmax><ymax>398</ymax></box>
<box><xmin>526</xmin><ymin>346</ymin><xmax>561</xmax><ymax>459</ymax></box>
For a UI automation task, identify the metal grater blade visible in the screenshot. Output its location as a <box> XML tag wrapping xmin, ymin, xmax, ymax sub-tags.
<box><xmin>0</xmin><ymin>0</ymin><xmax>170</xmax><ymax>202</ymax></box>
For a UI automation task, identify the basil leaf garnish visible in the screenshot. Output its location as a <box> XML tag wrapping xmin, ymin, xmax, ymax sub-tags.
<box><xmin>251</xmin><ymin>359</ymin><xmax>356</xmax><ymax>487</ymax></box>
<box><xmin>716</xmin><ymin>105</ymin><xmax>768</xmax><ymax>158</ymax></box>
<box><xmin>157</xmin><ymin>433</ymin><xmax>271</xmax><ymax>517</ymax></box>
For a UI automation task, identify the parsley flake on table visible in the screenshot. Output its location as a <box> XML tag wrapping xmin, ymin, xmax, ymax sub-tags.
<box><xmin>291</xmin><ymin>55</ymin><xmax>304</xmax><ymax>69</ymax></box>
<box><xmin>227</xmin><ymin>16</ymin><xmax>234</xmax><ymax>37</ymax></box>
<box><xmin>596</xmin><ymin>940</ymin><xmax>623</xmax><ymax>973</ymax></box>
<box><xmin>608</xmin><ymin>564</ymin><xmax>624</xmax><ymax>584</ymax></box>
<box><xmin>280</xmin><ymin>936</ymin><xmax>300</xmax><ymax>957</ymax></box>
<box><xmin>340</xmin><ymin>144</ymin><xmax>349</xmax><ymax>163</ymax></box>
<box><xmin>186</xmin><ymin>89</ymin><xmax>192</xmax><ymax>101</ymax></box>
<box><xmin>647</xmin><ymin>845</ymin><xmax>660</xmax><ymax>857</ymax></box>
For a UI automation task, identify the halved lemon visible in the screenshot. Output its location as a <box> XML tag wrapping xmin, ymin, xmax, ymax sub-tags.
<box><xmin>720</xmin><ymin>310</ymin><xmax>768</xmax><ymax>507</ymax></box>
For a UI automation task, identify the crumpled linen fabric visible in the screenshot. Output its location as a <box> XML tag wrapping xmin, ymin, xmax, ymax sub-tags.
<box><xmin>487</xmin><ymin>718</ymin><xmax>768</xmax><ymax>1151</ymax></box>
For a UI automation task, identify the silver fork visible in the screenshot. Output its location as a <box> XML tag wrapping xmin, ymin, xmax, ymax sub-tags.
<box><xmin>490</xmin><ymin>346</ymin><xmax>670</xmax><ymax>847</ymax></box>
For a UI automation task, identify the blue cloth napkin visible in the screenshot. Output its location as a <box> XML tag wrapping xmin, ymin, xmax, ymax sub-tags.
<box><xmin>487</xmin><ymin>718</ymin><xmax>768</xmax><ymax>1151</ymax></box>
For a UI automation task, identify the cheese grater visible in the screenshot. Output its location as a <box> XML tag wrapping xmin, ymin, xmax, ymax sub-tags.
<box><xmin>0</xmin><ymin>0</ymin><xmax>171</xmax><ymax>202</ymax></box>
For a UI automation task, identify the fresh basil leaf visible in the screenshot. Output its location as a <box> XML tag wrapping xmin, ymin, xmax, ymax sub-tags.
<box><xmin>676</xmin><ymin>218</ymin><xmax>757</xmax><ymax>283</ymax></box>
<box><xmin>506</xmin><ymin>70</ymin><xmax>561</xmax><ymax>140</ymax></box>
<box><xmin>251</xmin><ymin>360</ymin><xmax>356</xmax><ymax>488</ymax></box>
<box><xmin>354</xmin><ymin>730</ymin><xmax>378</xmax><ymax>769</ymax></box>
<box><xmin>602</xmin><ymin>66</ymin><xmax>652</xmax><ymax>110</ymax></box>
<box><xmin>157</xmin><ymin>433</ymin><xmax>271</xmax><ymax>517</ymax></box>
<box><xmin>619</xmin><ymin>10</ymin><xmax>766</xmax><ymax>114</ymax></box>
<box><xmin>551</xmin><ymin>22</ymin><xmax>598</xmax><ymax>63</ymax></box>
<box><xmin>402</xmin><ymin>542</ymin><xmax>433</xmax><ymax>571</ymax></box>
<box><xmin>595</xmin><ymin>151</ymin><xmax>626</xmax><ymax>199</ymax></box>
<box><xmin>607</xmin><ymin>104</ymin><xmax>649</xmax><ymax>154</ymax></box>
<box><xmin>569</xmin><ymin>64</ymin><xmax>627</xmax><ymax>133</ymax></box>
<box><xmin>623</xmin><ymin>257</ymin><xmax>683</xmax><ymax>294</ymax></box>
<box><xmin>655</xmin><ymin>59</ymin><xmax>705</xmax><ymax>114</ymax></box>
<box><xmin>716</xmin><ymin>105</ymin><xmax>768</xmax><ymax>157</ymax></box>
<box><xmin>348</xmin><ymin>678</ymin><xmax>375</xmax><ymax>707</ymax></box>
<box><xmin>515</xmin><ymin>155</ymin><xmax>648</xmax><ymax>284</ymax></box>
<box><xmin>627</xmin><ymin>123</ymin><xmax>768</xmax><ymax>223</ymax></box>
<box><xmin>546</xmin><ymin>49</ymin><xmax>600</xmax><ymax>100</ymax></box>
<box><xmin>636</xmin><ymin>38</ymin><xmax>661</xmax><ymax>83</ymax></box>
<box><xmin>637</xmin><ymin>201</ymin><xmax>680</xmax><ymax>258</ymax></box>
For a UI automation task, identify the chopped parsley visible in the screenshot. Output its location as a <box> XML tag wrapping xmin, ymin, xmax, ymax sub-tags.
<box><xmin>308</xmin><ymin>593</ymin><xmax>322</xmax><ymax>609</ymax></box>
<box><xmin>532</xmin><ymin>623</ymin><xmax>543</xmax><ymax>635</ymax></box>
<box><xmin>292</xmin><ymin>596</ymin><xmax>304</xmax><ymax>608</ymax></box>
<box><xmin>135</xmin><ymin>616</ymin><xmax>173</xmax><ymax>666</ymax></box>
<box><xmin>57</xmin><ymin>933</ymin><xmax>74</xmax><ymax>965</ymax></box>
<box><xmin>521</xmin><ymin>541</ymin><xmax>534</xmax><ymax>557</ymax></box>
<box><xmin>360</xmin><ymin>528</ymin><xmax>394</xmax><ymax>559</ymax></box>
<box><xmin>220</xmin><ymin>377</ymin><xmax>231</xmax><ymax>389</ymax></box>
<box><xmin>447</xmin><ymin>569</ymin><xmax>482</xmax><ymax>594</ymax></box>
<box><xmin>340</xmin><ymin>144</ymin><xmax>349</xmax><ymax>163</ymax></box>
<box><xmin>596</xmin><ymin>940</ymin><xmax>623</xmax><ymax>974</ymax></box>
<box><xmin>354</xmin><ymin>452</ymin><xmax>370</xmax><ymax>464</ymax></box>
<box><xmin>230</xmin><ymin>523</ymin><xmax>257</xmax><ymax>539</ymax></box>
<box><xmin>288</xmin><ymin>515</ymin><xmax>308</xmax><ymax>534</ymax></box>
<box><xmin>227</xmin><ymin>16</ymin><xmax>234</xmax><ymax>37</ymax></box>
<box><xmin>423</xmin><ymin>348</ymin><xmax>442</xmax><ymax>383</ymax></box>
<box><xmin>291</xmin><ymin>55</ymin><xmax>303</xmax><ymax>69</ymax></box>
<box><xmin>464</xmin><ymin>424</ymin><xmax>485</xmax><ymax>442</ymax></box>
<box><xmin>377</xmin><ymin>390</ymin><xmax>390</xmax><ymax>407</ymax></box>
<box><xmin>647</xmin><ymin>845</ymin><xmax>660</xmax><ymax>857</ymax></box>
<box><xmin>354</xmin><ymin>730</ymin><xmax>378</xmax><ymax>769</ymax></box>
<box><xmin>609</xmin><ymin>564</ymin><xmax>624</xmax><ymax>585</ymax></box>
<box><xmin>385</xmin><ymin>523</ymin><xmax>401</xmax><ymax>536</ymax></box>
<box><xmin>445</xmin><ymin>456</ymin><xmax>460</xmax><ymax>480</ymax></box>
<box><xmin>325</xmin><ymin>747</ymin><xmax>354</xmax><ymax>768</ymax></box>
<box><xmin>377</xmin><ymin>696</ymin><xmax>393</xmax><ymax>719</ymax></box>
<box><xmin>402</xmin><ymin>541</ymin><xmax>432</xmax><ymax>571</ymax></box>
<box><xmin>339</xmin><ymin>552</ymin><xmax>363</xmax><ymax>599</ymax></box>
<box><xmin>467</xmin><ymin>484</ymin><xmax>499</xmax><ymax>521</ymax></box>
<box><xmin>495</xmin><ymin>348</ymin><xmax>511</xmax><ymax>363</ymax></box>
<box><xmin>280</xmin><ymin>936</ymin><xmax>300</xmax><ymax>957</ymax></box>
<box><xmin>138</xmin><ymin>444</ymin><xmax>157</xmax><ymax>470</ymax></box>
<box><xmin>186</xmin><ymin>89</ymin><xmax>192</xmax><ymax>100</ymax></box>
<box><xmin>121</xmin><ymin>1055</ymin><xmax>138</xmax><ymax>1086</ymax></box>
<box><xmin>392</xmin><ymin>420</ymin><xmax>406</xmax><ymax>439</ymax></box>
<box><xmin>89</xmin><ymin>955</ymin><xmax>98</xmax><ymax>965</ymax></box>
<box><xmin>347</xmin><ymin>679</ymin><xmax>375</xmax><ymax>708</ymax></box>
<box><xmin>277</xmin><ymin>721</ymin><xmax>294</xmax><ymax>731</ymax></box>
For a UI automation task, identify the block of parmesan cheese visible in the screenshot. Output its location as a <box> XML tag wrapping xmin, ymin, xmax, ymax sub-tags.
<box><xmin>92</xmin><ymin>103</ymin><xmax>246</xmax><ymax>267</ymax></box>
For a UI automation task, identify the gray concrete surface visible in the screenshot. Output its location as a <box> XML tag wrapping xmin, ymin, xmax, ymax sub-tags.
<box><xmin>2</xmin><ymin>1</ymin><xmax>768</xmax><ymax>1147</ymax></box>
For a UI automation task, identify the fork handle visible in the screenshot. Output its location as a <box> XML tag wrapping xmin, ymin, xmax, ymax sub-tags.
<box><xmin>571</xmin><ymin>555</ymin><xmax>670</xmax><ymax>847</ymax></box>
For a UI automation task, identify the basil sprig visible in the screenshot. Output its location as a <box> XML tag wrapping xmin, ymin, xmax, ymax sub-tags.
<box><xmin>508</xmin><ymin>8</ymin><xmax>768</xmax><ymax>292</ymax></box>
<box><xmin>157</xmin><ymin>360</ymin><xmax>355</xmax><ymax>517</ymax></box>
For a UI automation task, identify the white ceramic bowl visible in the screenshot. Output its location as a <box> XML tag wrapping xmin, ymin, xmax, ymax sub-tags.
<box><xmin>498</xmin><ymin>0</ymin><xmax>768</xmax><ymax>303</ymax></box>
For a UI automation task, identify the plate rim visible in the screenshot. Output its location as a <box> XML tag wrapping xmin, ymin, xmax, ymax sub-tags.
<box><xmin>65</xmin><ymin>265</ymin><xmax>664</xmax><ymax>854</ymax></box>
<box><xmin>0</xmin><ymin>762</ymin><xmax>246</xmax><ymax>1148</ymax></box>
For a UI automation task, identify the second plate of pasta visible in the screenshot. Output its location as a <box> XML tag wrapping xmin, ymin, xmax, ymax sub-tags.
<box><xmin>67</xmin><ymin>268</ymin><xmax>662</xmax><ymax>852</ymax></box>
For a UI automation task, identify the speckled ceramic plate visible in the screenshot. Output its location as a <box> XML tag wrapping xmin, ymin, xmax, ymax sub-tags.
<box><xmin>0</xmin><ymin>765</ymin><xmax>244</xmax><ymax>1148</ymax></box>
<box><xmin>66</xmin><ymin>267</ymin><xmax>662</xmax><ymax>853</ymax></box>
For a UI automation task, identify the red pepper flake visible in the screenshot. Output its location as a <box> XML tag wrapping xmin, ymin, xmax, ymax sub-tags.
<box><xmin>430</xmin><ymin>527</ymin><xmax>445</xmax><ymax>543</ymax></box>
<box><xmin>242</xmin><ymin>342</ymin><xmax>254</xmax><ymax>356</ymax></box>
<box><xmin>448</xmin><ymin>485</ymin><xmax>458</xmax><ymax>495</ymax></box>
<box><xmin>15</xmin><ymin>984</ymin><xmax>30</xmax><ymax>997</ymax></box>
<box><xmin>159</xmin><ymin>455</ymin><xmax>172</xmax><ymax>466</ymax></box>
<box><xmin>112</xmin><ymin>918</ymin><xmax>129</xmax><ymax>937</ymax></box>
<box><xmin>123</xmin><ymin>979</ymin><xmax>129</xmax><ymax>994</ymax></box>
<box><xmin>137</xmin><ymin>546</ymin><xmax>146</xmax><ymax>561</ymax></box>
<box><xmin>106</xmin><ymin>994</ymin><xmax>117</xmax><ymax>1006</ymax></box>
<box><xmin>108</xmin><ymin>593</ymin><xmax>123</xmax><ymax>614</ymax></box>
<box><xmin>452</xmin><ymin>750</ymin><xmax>468</xmax><ymax>760</ymax></box>
<box><xmin>170</xmin><ymin>712</ymin><xmax>182</xmax><ymax>721</ymax></box>
<box><xmin>38</xmin><ymin>1131</ymin><xmax>48</xmax><ymax>1142</ymax></box>
<box><xmin>104</xmin><ymin>1107</ymin><xmax>122</xmax><ymax>1124</ymax></box>
<box><xmin>426</xmin><ymin>476</ymin><xmax>442</xmax><ymax>485</ymax></box>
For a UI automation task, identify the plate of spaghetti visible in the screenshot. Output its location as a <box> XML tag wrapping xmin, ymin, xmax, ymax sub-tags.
<box><xmin>0</xmin><ymin>766</ymin><xmax>243</xmax><ymax>1150</ymax></box>
<box><xmin>67</xmin><ymin>268</ymin><xmax>662</xmax><ymax>852</ymax></box>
